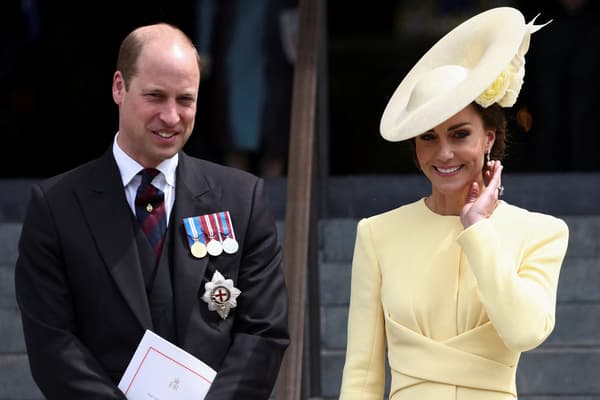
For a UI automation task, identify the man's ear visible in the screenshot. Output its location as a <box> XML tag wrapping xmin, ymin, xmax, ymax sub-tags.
<box><xmin>112</xmin><ymin>71</ymin><xmax>125</xmax><ymax>105</ymax></box>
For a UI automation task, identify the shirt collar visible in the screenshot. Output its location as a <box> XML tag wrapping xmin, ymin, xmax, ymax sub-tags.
<box><xmin>112</xmin><ymin>132</ymin><xmax>178</xmax><ymax>188</ymax></box>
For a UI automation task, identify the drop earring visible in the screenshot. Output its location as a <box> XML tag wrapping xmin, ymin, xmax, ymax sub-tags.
<box><xmin>486</xmin><ymin>149</ymin><xmax>491</xmax><ymax>163</ymax></box>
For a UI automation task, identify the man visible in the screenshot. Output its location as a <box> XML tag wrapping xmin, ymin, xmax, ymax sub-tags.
<box><xmin>14</xmin><ymin>23</ymin><xmax>289</xmax><ymax>399</ymax></box>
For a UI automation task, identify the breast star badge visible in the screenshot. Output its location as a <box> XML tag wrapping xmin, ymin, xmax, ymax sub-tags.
<box><xmin>201</xmin><ymin>270</ymin><xmax>241</xmax><ymax>319</ymax></box>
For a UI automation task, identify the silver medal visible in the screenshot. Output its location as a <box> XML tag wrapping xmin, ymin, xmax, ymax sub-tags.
<box><xmin>222</xmin><ymin>237</ymin><xmax>239</xmax><ymax>254</ymax></box>
<box><xmin>206</xmin><ymin>239</ymin><xmax>223</xmax><ymax>256</ymax></box>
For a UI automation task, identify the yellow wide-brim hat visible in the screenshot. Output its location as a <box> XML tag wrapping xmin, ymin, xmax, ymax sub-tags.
<box><xmin>380</xmin><ymin>7</ymin><xmax>549</xmax><ymax>142</ymax></box>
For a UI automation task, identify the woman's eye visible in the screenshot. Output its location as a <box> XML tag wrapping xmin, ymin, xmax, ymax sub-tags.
<box><xmin>454</xmin><ymin>130</ymin><xmax>470</xmax><ymax>138</ymax></box>
<box><xmin>419</xmin><ymin>133</ymin><xmax>435</xmax><ymax>141</ymax></box>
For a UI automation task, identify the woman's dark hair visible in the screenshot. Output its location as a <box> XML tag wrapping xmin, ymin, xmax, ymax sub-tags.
<box><xmin>408</xmin><ymin>102</ymin><xmax>508</xmax><ymax>170</ymax></box>
<box><xmin>473</xmin><ymin>102</ymin><xmax>507</xmax><ymax>161</ymax></box>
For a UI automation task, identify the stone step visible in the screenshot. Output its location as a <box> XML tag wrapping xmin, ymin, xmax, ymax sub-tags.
<box><xmin>0</xmin><ymin>308</ymin><xmax>25</xmax><ymax>353</ymax></box>
<box><xmin>0</xmin><ymin>223</ymin><xmax>20</xmax><ymax>266</ymax></box>
<box><xmin>0</xmin><ymin>354</ymin><xmax>43</xmax><ymax>400</ymax></box>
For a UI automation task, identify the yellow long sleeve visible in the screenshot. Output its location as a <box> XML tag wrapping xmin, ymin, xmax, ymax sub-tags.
<box><xmin>457</xmin><ymin>209</ymin><xmax>569</xmax><ymax>351</ymax></box>
<box><xmin>339</xmin><ymin>218</ymin><xmax>387</xmax><ymax>400</ymax></box>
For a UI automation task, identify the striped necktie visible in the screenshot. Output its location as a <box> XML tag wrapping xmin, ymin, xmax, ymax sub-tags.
<box><xmin>135</xmin><ymin>168</ymin><xmax>167</xmax><ymax>258</ymax></box>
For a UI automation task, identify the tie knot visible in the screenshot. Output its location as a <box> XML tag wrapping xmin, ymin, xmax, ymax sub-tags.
<box><xmin>136</xmin><ymin>168</ymin><xmax>163</xmax><ymax>207</ymax></box>
<box><xmin>139</xmin><ymin>168</ymin><xmax>160</xmax><ymax>186</ymax></box>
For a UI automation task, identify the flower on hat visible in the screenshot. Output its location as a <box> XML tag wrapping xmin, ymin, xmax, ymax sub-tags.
<box><xmin>498</xmin><ymin>64</ymin><xmax>525</xmax><ymax>107</ymax></box>
<box><xmin>476</xmin><ymin>63</ymin><xmax>525</xmax><ymax>108</ymax></box>
<box><xmin>475</xmin><ymin>69</ymin><xmax>510</xmax><ymax>108</ymax></box>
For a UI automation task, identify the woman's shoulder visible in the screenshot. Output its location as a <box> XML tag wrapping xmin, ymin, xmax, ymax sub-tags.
<box><xmin>361</xmin><ymin>198</ymin><xmax>427</xmax><ymax>226</ymax></box>
<box><xmin>370</xmin><ymin>198</ymin><xmax>425</xmax><ymax>218</ymax></box>
<box><xmin>497</xmin><ymin>201</ymin><xmax>569</xmax><ymax>234</ymax></box>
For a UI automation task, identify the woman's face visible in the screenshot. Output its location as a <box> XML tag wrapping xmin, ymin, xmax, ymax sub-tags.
<box><xmin>415</xmin><ymin>104</ymin><xmax>495</xmax><ymax>195</ymax></box>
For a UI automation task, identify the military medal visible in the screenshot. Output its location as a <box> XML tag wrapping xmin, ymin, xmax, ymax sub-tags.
<box><xmin>222</xmin><ymin>238</ymin><xmax>238</xmax><ymax>254</ymax></box>
<box><xmin>211</xmin><ymin>212</ymin><xmax>234</xmax><ymax>255</ymax></box>
<box><xmin>185</xmin><ymin>211</ymin><xmax>236</xmax><ymax>259</ymax></box>
<box><xmin>202</xmin><ymin>215</ymin><xmax>223</xmax><ymax>256</ymax></box>
<box><xmin>211</xmin><ymin>286</ymin><xmax>231</xmax><ymax>305</ymax></box>
<box><xmin>219</xmin><ymin>211</ymin><xmax>239</xmax><ymax>254</ymax></box>
<box><xmin>188</xmin><ymin>217</ymin><xmax>207</xmax><ymax>258</ymax></box>
<box><xmin>183</xmin><ymin>216</ymin><xmax>207</xmax><ymax>259</ymax></box>
<box><xmin>206</xmin><ymin>238</ymin><xmax>222</xmax><ymax>256</ymax></box>
<box><xmin>201</xmin><ymin>270</ymin><xmax>241</xmax><ymax>319</ymax></box>
<box><xmin>191</xmin><ymin>240</ymin><xmax>207</xmax><ymax>259</ymax></box>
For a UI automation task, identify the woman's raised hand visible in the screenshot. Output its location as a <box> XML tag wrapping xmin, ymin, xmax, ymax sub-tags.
<box><xmin>460</xmin><ymin>160</ymin><xmax>503</xmax><ymax>228</ymax></box>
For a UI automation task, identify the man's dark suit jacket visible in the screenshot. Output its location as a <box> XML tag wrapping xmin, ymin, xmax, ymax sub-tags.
<box><xmin>14</xmin><ymin>149</ymin><xmax>289</xmax><ymax>399</ymax></box>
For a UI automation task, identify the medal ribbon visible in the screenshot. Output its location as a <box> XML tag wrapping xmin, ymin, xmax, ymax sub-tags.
<box><xmin>211</xmin><ymin>213</ymin><xmax>224</xmax><ymax>243</ymax></box>
<box><xmin>183</xmin><ymin>216</ymin><xmax>206</xmax><ymax>247</ymax></box>
<box><xmin>215</xmin><ymin>212</ymin><xmax>227</xmax><ymax>239</ymax></box>
<box><xmin>222</xmin><ymin>211</ymin><xmax>236</xmax><ymax>240</ymax></box>
<box><xmin>201</xmin><ymin>214</ymin><xmax>216</xmax><ymax>242</ymax></box>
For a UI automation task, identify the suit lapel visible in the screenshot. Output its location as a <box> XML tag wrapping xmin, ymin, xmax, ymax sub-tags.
<box><xmin>171</xmin><ymin>154</ymin><xmax>221</xmax><ymax>340</ymax></box>
<box><xmin>76</xmin><ymin>150</ymin><xmax>152</xmax><ymax>330</ymax></box>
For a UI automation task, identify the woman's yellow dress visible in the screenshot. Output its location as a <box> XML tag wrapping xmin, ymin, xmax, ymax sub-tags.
<box><xmin>339</xmin><ymin>198</ymin><xmax>569</xmax><ymax>400</ymax></box>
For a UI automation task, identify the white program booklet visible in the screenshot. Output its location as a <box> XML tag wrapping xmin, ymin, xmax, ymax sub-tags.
<box><xmin>118</xmin><ymin>330</ymin><xmax>216</xmax><ymax>400</ymax></box>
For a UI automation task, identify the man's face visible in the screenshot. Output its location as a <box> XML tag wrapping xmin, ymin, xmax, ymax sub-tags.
<box><xmin>112</xmin><ymin>38</ymin><xmax>200</xmax><ymax>167</ymax></box>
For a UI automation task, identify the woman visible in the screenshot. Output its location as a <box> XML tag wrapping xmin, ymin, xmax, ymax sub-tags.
<box><xmin>339</xmin><ymin>7</ymin><xmax>569</xmax><ymax>400</ymax></box>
